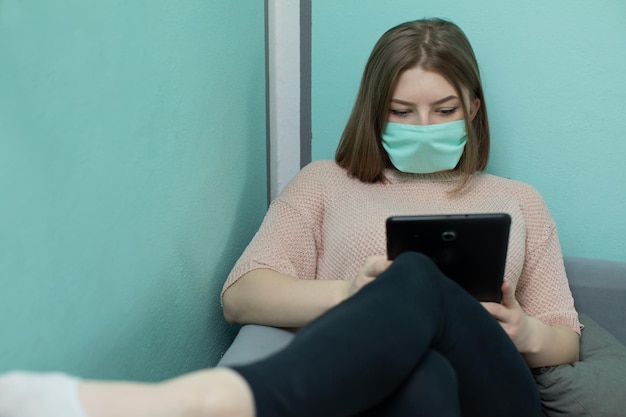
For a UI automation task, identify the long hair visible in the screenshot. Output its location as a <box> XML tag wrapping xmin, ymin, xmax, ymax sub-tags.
<box><xmin>335</xmin><ymin>18</ymin><xmax>490</xmax><ymax>190</ymax></box>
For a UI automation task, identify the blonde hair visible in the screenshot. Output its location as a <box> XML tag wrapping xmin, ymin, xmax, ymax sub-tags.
<box><xmin>335</xmin><ymin>18</ymin><xmax>490</xmax><ymax>190</ymax></box>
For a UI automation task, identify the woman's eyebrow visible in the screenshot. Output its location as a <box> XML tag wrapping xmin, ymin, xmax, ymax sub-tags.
<box><xmin>431</xmin><ymin>95</ymin><xmax>460</xmax><ymax>105</ymax></box>
<box><xmin>391</xmin><ymin>95</ymin><xmax>460</xmax><ymax>106</ymax></box>
<box><xmin>390</xmin><ymin>98</ymin><xmax>416</xmax><ymax>106</ymax></box>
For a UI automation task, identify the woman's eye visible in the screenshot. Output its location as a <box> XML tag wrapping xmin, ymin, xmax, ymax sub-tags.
<box><xmin>390</xmin><ymin>109</ymin><xmax>410</xmax><ymax>117</ymax></box>
<box><xmin>438</xmin><ymin>107</ymin><xmax>458</xmax><ymax>116</ymax></box>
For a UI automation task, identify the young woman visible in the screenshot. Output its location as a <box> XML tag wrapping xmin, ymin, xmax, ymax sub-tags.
<box><xmin>0</xmin><ymin>18</ymin><xmax>581</xmax><ymax>417</ymax></box>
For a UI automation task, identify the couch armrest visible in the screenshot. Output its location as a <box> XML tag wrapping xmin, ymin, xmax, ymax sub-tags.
<box><xmin>217</xmin><ymin>324</ymin><xmax>295</xmax><ymax>367</ymax></box>
<box><xmin>565</xmin><ymin>256</ymin><xmax>626</xmax><ymax>345</ymax></box>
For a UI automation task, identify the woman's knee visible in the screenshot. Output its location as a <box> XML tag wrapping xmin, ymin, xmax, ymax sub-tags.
<box><xmin>380</xmin><ymin>252</ymin><xmax>451</xmax><ymax>304</ymax></box>
<box><xmin>386</xmin><ymin>251</ymin><xmax>444</xmax><ymax>286</ymax></box>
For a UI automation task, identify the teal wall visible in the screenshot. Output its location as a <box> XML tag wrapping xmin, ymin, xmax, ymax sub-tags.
<box><xmin>311</xmin><ymin>0</ymin><xmax>626</xmax><ymax>262</ymax></box>
<box><xmin>0</xmin><ymin>1</ymin><xmax>266</xmax><ymax>381</ymax></box>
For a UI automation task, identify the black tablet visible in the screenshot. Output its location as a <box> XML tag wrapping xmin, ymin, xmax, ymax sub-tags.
<box><xmin>386</xmin><ymin>213</ymin><xmax>511</xmax><ymax>302</ymax></box>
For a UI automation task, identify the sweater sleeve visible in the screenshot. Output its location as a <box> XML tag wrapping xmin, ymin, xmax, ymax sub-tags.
<box><xmin>514</xmin><ymin>186</ymin><xmax>582</xmax><ymax>335</ymax></box>
<box><xmin>221</xmin><ymin>163</ymin><xmax>325</xmax><ymax>299</ymax></box>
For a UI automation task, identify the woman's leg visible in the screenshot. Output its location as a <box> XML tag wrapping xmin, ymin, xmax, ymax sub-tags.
<box><xmin>1</xmin><ymin>252</ymin><xmax>435</xmax><ymax>417</ymax></box>
<box><xmin>0</xmin><ymin>252</ymin><xmax>540</xmax><ymax>417</ymax></box>
<box><xmin>0</xmin><ymin>368</ymin><xmax>254</xmax><ymax>417</ymax></box>
<box><xmin>231</xmin><ymin>251</ymin><xmax>446</xmax><ymax>417</ymax></box>
<box><xmin>233</xmin><ymin>252</ymin><xmax>541</xmax><ymax>417</ymax></box>
<box><xmin>355</xmin><ymin>350</ymin><xmax>462</xmax><ymax>417</ymax></box>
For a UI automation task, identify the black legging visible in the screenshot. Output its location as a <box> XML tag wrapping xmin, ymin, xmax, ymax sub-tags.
<box><xmin>232</xmin><ymin>252</ymin><xmax>541</xmax><ymax>417</ymax></box>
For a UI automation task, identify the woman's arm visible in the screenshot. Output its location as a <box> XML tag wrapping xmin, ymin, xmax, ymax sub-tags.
<box><xmin>493</xmin><ymin>183</ymin><xmax>582</xmax><ymax>367</ymax></box>
<box><xmin>223</xmin><ymin>257</ymin><xmax>391</xmax><ymax>328</ymax></box>
<box><xmin>222</xmin><ymin>269</ymin><xmax>349</xmax><ymax>328</ymax></box>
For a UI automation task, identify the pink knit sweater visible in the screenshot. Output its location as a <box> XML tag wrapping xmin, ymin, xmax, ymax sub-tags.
<box><xmin>223</xmin><ymin>160</ymin><xmax>581</xmax><ymax>334</ymax></box>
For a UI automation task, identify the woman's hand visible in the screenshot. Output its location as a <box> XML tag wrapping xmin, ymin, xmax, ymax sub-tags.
<box><xmin>345</xmin><ymin>256</ymin><xmax>392</xmax><ymax>299</ymax></box>
<box><xmin>481</xmin><ymin>281</ymin><xmax>534</xmax><ymax>352</ymax></box>
<box><xmin>481</xmin><ymin>281</ymin><xmax>580</xmax><ymax>367</ymax></box>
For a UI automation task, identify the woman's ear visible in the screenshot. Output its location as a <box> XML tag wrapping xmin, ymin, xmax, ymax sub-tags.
<box><xmin>469</xmin><ymin>98</ymin><xmax>481</xmax><ymax>121</ymax></box>
<box><xmin>469</xmin><ymin>98</ymin><xmax>480</xmax><ymax>120</ymax></box>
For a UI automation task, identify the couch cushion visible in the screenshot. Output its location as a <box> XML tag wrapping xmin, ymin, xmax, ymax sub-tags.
<box><xmin>533</xmin><ymin>314</ymin><xmax>626</xmax><ymax>416</ymax></box>
<box><xmin>218</xmin><ymin>325</ymin><xmax>295</xmax><ymax>366</ymax></box>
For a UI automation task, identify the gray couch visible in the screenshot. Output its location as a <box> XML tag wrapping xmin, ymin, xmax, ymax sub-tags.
<box><xmin>219</xmin><ymin>256</ymin><xmax>626</xmax><ymax>366</ymax></box>
<box><xmin>564</xmin><ymin>256</ymin><xmax>626</xmax><ymax>345</ymax></box>
<box><xmin>218</xmin><ymin>257</ymin><xmax>626</xmax><ymax>416</ymax></box>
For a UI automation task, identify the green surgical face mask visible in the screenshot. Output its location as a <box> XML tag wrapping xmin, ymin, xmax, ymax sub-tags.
<box><xmin>382</xmin><ymin>120</ymin><xmax>467</xmax><ymax>174</ymax></box>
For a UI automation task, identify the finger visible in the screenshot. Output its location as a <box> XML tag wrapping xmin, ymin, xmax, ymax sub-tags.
<box><xmin>482</xmin><ymin>301</ymin><xmax>515</xmax><ymax>324</ymax></box>
<box><xmin>481</xmin><ymin>302</ymin><xmax>503</xmax><ymax>319</ymax></box>
<box><xmin>500</xmin><ymin>281</ymin><xmax>517</xmax><ymax>308</ymax></box>
<box><xmin>365</xmin><ymin>255</ymin><xmax>388</xmax><ymax>265</ymax></box>
<box><xmin>364</xmin><ymin>256</ymin><xmax>392</xmax><ymax>277</ymax></box>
